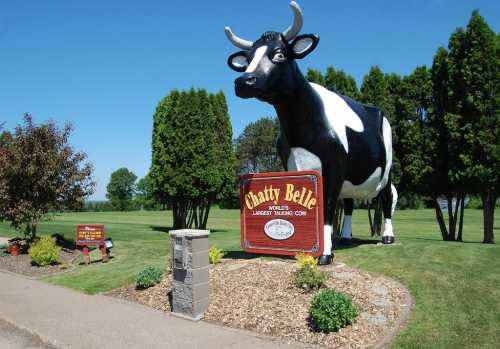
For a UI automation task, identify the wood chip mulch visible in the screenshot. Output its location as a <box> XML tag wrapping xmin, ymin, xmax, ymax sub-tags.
<box><xmin>106</xmin><ymin>259</ymin><xmax>413</xmax><ymax>349</ymax></box>
<box><xmin>0</xmin><ymin>249</ymin><xmax>77</xmax><ymax>278</ymax></box>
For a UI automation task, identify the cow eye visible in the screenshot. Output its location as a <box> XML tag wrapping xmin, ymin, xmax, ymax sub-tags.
<box><xmin>272</xmin><ymin>52</ymin><xmax>286</xmax><ymax>62</ymax></box>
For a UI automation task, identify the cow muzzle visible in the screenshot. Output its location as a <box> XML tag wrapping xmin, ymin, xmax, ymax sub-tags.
<box><xmin>235</xmin><ymin>73</ymin><xmax>260</xmax><ymax>99</ymax></box>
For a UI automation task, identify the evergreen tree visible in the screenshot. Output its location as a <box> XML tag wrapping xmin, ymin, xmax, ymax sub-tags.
<box><xmin>306</xmin><ymin>66</ymin><xmax>359</xmax><ymax>99</ymax></box>
<box><xmin>150</xmin><ymin>89</ymin><xmax>235</xmax><ymax>229</ymax></box>
<box><xmin>360</xmin><ymin>66</ymin><xmax>390</xmax><ymax>114</ymax></box>
<box><xmin>451</xmin><ymin>11</ymin><xmax>499</xmax><ymax>243</ymax></box>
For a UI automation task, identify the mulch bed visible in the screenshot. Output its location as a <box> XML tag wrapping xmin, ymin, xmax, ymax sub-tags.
<box><xmin>107</xmin><ymin>259</ymin><xmax>413</xmax><ymax>349</ymax></box>
<box><xmin>0</xmin><ymin>249</ymin><xmax>77</xmax><ymax>278</ymax></box>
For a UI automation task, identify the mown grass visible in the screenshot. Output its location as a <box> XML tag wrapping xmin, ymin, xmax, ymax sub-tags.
<box><xmin>0</xmin><ymin>208</ymin><xmax>499</xmax><ymax>348</ymax></box>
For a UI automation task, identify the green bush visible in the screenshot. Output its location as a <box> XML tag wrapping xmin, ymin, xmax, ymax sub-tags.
<box><xmin>309</xmin><ymin>288</ymin><xmax>358</xmax><ymax>332</ymax></box>
<box><xmin>28</xmin><ymin>236</ymin><xmax>61</xmax><ymax>266</ymax></box>
<box><xmin>0</xmin><ymin>244</ymin><xmax>8</xmax><ymax>257</ymax></box>
<box><xmin>209</xmin><ymin>245</ymin><xmax>225</xmax><ymax>264</ymax></box>
<box><xmin>294</xmin><ymin>265</ymin><xmax>327</xmax><ymax>291</ymax></box>
<box><xmin>136</xmin><ymin>266</ymin><xmax>163</xmax><ymax>289</ymax></box>
<box><xmin>293</xmin><ymin>253</ymin><xmax>326</xmax><ymax>291</ymax></box>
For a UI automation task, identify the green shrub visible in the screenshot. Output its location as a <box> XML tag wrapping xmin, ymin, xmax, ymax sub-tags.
<box><xmin>28</xmin><ymin>236</ymin><xmax>61</xmax><ymax>266</ymax></box>
<box><xmin>309</xmin><ymin>288</ymin><xmax>358</xmax><ymax>332</ymax></box>
<box><xmin>294</xmin><ymin>265</ymin><xmax>327</xmax><ymax>291</ymax></box>
<box><xmin>209</xmin><ymin>245</ymin><xmax>225</xmax><ymax>264</ymax></box>
<box><xmin>293</xmin><ymin>253</ymin><xmax>326</xmax><ymax>291</ymax></box>
<box><xmin>136</xmin><ymin>266</ymin><xmax>163</xmax><ymax>289</ymax></box>
<box><xmin>0</xmin><ymin>244</ymin><xmax>8</xmax><ymax>257</ymax></box>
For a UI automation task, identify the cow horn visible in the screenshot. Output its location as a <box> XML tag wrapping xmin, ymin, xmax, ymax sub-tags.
<box><xmin>224</xmin><ymin>26</ymin><xmax>254</xmax><ymax>50</ymax></box>
<box><xmin>282</xmin><ymin>1</ymin><xmax>303</xmax><ymax>41</ymax></box>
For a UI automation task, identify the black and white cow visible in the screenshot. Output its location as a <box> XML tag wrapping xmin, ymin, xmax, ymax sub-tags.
<box><xmin>225</xmin><ymin>1</ymin><xmax>397</xmax><ymax>265</ymax></box>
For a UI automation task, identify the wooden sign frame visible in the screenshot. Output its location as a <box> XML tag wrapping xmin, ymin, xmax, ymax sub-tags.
<box><xmin>76</xmin><ymin>224</ymin><xmax>105</xmax><ymax>247</ymax></box>
<box><xmin>240</xmin><ymin>170</ymin><xmax>324</xmax><ymax>257</ymax></box>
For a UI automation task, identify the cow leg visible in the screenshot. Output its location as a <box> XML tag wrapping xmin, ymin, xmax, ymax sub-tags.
<box><xmin>284</xmin><ymin>147</ymin><xmax>332</xmax><ymax>262</ymax></box>
<box><xmin>318</xmin><ymin>166</ymin><xmax>344</xmax><ymax>265</ymax></box>
<box><xmin>319</xmin><ymin>197</ymin><xmax>334</xmax><ymax>265</ymax></box>
<box><xmin>339</xmin><ymin>199</ymin><xmax>353</xmax><ymax>244</ymax></box>
<box><xmin>381</xmin><ymin>182</ymin><xmax>397</xmax><ymax>244</ymax></box>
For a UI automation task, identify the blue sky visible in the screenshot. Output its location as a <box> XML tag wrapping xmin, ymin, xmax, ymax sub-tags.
<box><xmin>1</xmin><ymin>0</ymin><xmax>498</xmax><ymax>200</ymax></box>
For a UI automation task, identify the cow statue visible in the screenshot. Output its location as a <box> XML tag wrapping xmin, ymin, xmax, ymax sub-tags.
<box><xmin>225</xmin><ymin>1</ymin><xmax>397</xmax><ymax>265</ymax></box>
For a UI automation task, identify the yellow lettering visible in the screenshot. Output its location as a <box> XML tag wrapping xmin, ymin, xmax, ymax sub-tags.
<box><xmin>249</xmin><ymin>191</ymin><xmax>259</xmax><ymax>207</ymax></box>
<box><xmin>258</xmin><ymin>191</ymin><xmax>266</xmax><ymax>204</ymax></box>
<box><xmin>245</xmin><ymin>195</ymin><xmax>253</xmax><ymax>210</ymax></box>
<box><xmin>307</xmin><ymin>198</ymin><xmax>316</xmax><ymax>209</ymax></box>
<box><xmin>285</xmin><ymin>184</ymin><xmax>294</xmax><ymax>201</ymax></box>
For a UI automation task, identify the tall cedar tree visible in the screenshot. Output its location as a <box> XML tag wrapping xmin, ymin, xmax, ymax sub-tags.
<box><xmin>150</xmin><ymin>89</ymin><xmax>234</xmax><ymax>229</ymax></box>
<box><xmin>426</xmin><ymin>47</ymin><xmax>467</xmax><ymax>241</ymax></box>
<box><xmin>453</xmin><ymin>11</ymin><xmax>499</xmax><ymax>243</ymax></box>
<box><xmin>106</xmin><ymin>168</ymin><xmax>137</xmax><ymax>211</ymax></box>
<box><xmin>0</xmin><ymin>114</ymin><xmax>95</xmax><ymax>240</ymax></box>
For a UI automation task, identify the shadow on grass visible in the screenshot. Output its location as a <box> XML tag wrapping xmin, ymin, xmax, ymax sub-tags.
<box><xmin>150</xmin><ymin>226</ymin><xmax>229</xmax><ymax>234</ymax></box>
<box><xmin>410</xmin><ymin>237</ymin><xmax>483</xmax><ymax>244</ymax></box>
<box><xmin>223</xmin><ymin>250</ymin><xmax>294</xmax><ymax>262</ymax></box>
<box><xmin>77</xmin><ymin>256</ymin><xmax>115</xmax><ymax>265</ymax></box>
<box><xmin>52</xmin><ymin>233</ymin><xmax>77</xmax><ymax>251</ymax></box>
<box><xmin>150</xmin><ymin>226</ymin><xmax>173</xmax><ymax>233</ymax></box>
<box><xmin>333</xmin><ymin>238</ymin><xmax>379</xmax><ymax>250</ymax></box>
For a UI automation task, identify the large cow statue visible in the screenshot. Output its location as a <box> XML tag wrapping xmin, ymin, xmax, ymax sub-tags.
<box><xmin>225</xmin><ymin>1</ymin><xmax>397</xmax><ymax>265</ymax></box>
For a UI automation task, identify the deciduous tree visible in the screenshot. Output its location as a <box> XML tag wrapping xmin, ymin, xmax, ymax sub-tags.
<box><xmin>0</xmin><ymin>114</ymin><xmax>95</xmax><ymax>240</ymax></box>
<box><xmin>235</xmin><ymin>116</ymin><xmax>281</xmax><ymax>173</ymax></box>
<box><xmin>106</xmin><ymin>168</ymin><xmax>137</xmax><ymax>211</ymax></box>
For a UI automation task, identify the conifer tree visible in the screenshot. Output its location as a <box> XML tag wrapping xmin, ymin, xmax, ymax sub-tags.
<box><xmin>150</xmin><ymin>89</ymin><xmax>235</xmax><ymax>229</ymax></box>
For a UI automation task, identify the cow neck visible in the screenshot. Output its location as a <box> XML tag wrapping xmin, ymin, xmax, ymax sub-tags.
<box><xmin>272</xmin><ymin>71</ymin><xmax>326</xmax><ymax>147</ymax></box>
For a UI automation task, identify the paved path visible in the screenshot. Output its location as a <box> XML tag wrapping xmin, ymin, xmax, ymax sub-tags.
<box><xmin>0</xmin><ymin>271</ymin><xmax>312</xmax><ymax>349</ymax></box>
<box><xmin>0</xmin><ymin>318</ymin><xmax>56</xmax><ymax>349</ymax></box>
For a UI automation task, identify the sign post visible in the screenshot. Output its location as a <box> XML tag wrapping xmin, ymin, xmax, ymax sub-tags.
<box><xmin>240</xmin><ymin>170</ymin><xmax>324</xmax><ymax>257</ymax></box>
<box><xmin>76</xmin><ymin>224</ymin><xmax>107</xmax><ymax>264</ymax></box>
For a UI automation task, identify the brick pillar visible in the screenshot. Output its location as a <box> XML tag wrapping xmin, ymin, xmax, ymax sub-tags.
<box><xmin>169</xmin><ymin>229</ymin><xmax>210</xmax><ymax>321</ymax></box>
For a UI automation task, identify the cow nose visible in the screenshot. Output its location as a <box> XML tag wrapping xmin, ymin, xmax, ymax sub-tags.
<box><xmin>243</xmin><ymin>73</ymin><xmax>257</xmax><ymax>85</ymax></box>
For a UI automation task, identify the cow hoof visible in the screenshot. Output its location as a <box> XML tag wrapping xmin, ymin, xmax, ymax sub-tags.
<box><xmin>339</xmin><ymin>238</ymin><xmax>353</xmax><ymax>246</ymax></box>
<box><xmin>318</xmin><ymin>254</ymin><xmax>332</xmax><ymax>265</ymax></box>
<box><xmin>382</xmin><ymin>236</ymin><xmax>395</xmax><ymax>244</ymax></box>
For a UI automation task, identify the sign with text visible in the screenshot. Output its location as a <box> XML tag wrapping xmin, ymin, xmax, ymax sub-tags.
<box><xmin>76</xmin><ymin>224</ymin><xmax>105</xmax><ymax>247</ymax></box>
<box><xmin>240</xmin><ymin>171</ymin><xmax>324</xmax><ymax>257</ymax></box>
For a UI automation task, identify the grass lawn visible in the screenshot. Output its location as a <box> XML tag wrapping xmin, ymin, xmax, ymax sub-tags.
<box><xmin>1</xmin><ymin>208</ymin><xmax>499</xmax><ymax>348</ymax></box>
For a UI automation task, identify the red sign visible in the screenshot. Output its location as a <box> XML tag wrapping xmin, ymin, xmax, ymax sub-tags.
<box><xmin>240</xmin><ymin>171</ymin><xmax>324</xmax><ymax>257</ymax></box>
<box><xmin>76</xmin><ymin>225</ymin><xmax>105</xmax><ymax>247</ymax></box>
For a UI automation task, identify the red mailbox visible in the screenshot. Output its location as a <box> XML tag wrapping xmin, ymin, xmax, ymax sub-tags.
<box><xmin>240</xmin><ymin>171</ymin><xmax>324</xmax><ymax>257</ymax></box>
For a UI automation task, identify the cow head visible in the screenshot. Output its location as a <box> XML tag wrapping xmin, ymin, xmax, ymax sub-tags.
<box><xmin>225</xmin><ymin>1</ymin><xmax>319</xmax><ymax>103</ymax></box>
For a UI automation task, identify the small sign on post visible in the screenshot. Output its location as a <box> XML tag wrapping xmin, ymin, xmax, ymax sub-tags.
<box><xmin>76</xmin><ymin>224</ymin><xmax>108</xmax><ymax>264</ymax></box>
<box><xmin>240</xmin><ymin>170</ymin><xmax>324</xmax><ymax>257</ymax></box>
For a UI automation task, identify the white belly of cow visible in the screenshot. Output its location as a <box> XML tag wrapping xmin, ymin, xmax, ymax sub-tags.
<box><xmin>287</xmin><ymin>147</ymin><xmax>386</xmax><ymax>201</ymax></box>
<box><xmin>339</xmin><ymin>167</ymin><xmax>384</xmax><ymax>200</ymax></box>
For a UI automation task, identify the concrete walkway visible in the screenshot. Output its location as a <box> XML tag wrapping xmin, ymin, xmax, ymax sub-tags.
<box><xmin>0</xmin><ymin>271</ymin><xmax>311</xmax><ymax>349</ymax></box>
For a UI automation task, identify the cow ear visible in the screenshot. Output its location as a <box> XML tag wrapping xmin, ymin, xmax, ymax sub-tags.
<box><xmin>290</xmin><ymin>34</ymin><xmax>319</xmax><ymax>59</ymax></box>
<box><xmin>228</xmin><ymin>51</ymin><xmax>249</xmax><ymax>72</ymax></box>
